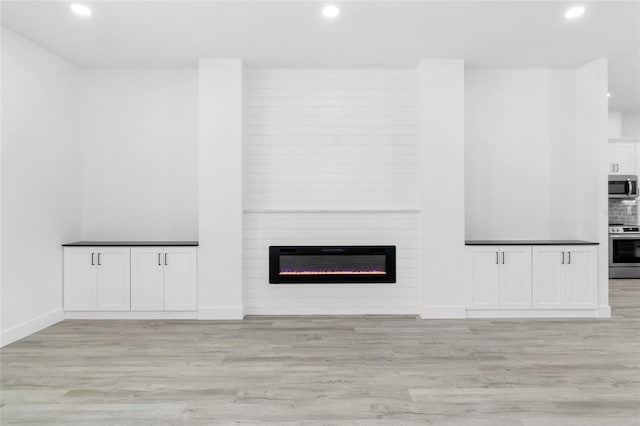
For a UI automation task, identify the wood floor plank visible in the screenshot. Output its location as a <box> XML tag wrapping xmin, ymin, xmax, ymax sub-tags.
<box><xmin>1</xmin><ymin>280</ymin><xmax>639</xmax><ymax>425</ymax></box>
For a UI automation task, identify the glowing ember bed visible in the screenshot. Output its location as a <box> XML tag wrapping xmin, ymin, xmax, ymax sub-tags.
<box><xmin>269</xmin><ymin>246</ymin><xmax>396</xmax><ymax>284</ymax></box>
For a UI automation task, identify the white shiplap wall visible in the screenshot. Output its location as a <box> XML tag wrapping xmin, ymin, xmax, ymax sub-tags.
<box><xmin>243</xmin><ymin>69</ymin><xmax>420</xmax><ymax>314</ymax></box>
<box><xmin>244</xmin><ymin>69</ymin><xmax>417</xmax><ymax>211</ymax></box>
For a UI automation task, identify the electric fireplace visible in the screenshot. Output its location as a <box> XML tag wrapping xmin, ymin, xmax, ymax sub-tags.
<box><xmin>269</xmin><ymin>246</ymin><xmax>396</xmax><ymax>284</ymax></box>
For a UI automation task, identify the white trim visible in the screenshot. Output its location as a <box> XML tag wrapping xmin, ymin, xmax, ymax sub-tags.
<box><xmin>467</xmin><ymin>309</ymin><xmax>600</xmax><ymax>319</ymax></box>
<box><xmin>608</xmin><ymin>137</ymin><xmax>640</xmax><ymax>144</ymax></box>
<box><xmin>597</xmin><ymin>305</ymin><xmax>612</xmax><ymax>318</ymax></box>
<box><xmin>244</xmin><ymin>306</ymin><xmax>419</xmax><ymax>316</ymax></box>
<box><xmin>0</xmin><ymin>309</ymin><xmax>64</xmax><ymax>347</ymax></box>
<box><xmin>419</xmin><ymin>305</ymin><xmax>467</xmax><ymax>319</ymax></box>
<box><xmin>243</xmin><ymin>209</ymin><xmax>421</xmax><ymax>214</ymax></box>
<box><xmin>65</xmin><ymin>311</ymin><xmax>198</xmax><ymax>320</ymax></box>
<box><xmin>198</xmin><ymin>306</ymin><xmax>245</xmax><ymax>320</ymax></box>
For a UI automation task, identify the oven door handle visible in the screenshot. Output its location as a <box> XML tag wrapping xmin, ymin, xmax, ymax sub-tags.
<box><xmin>610</xmin><ymin>234</ymin><xmax>640</xmax><ymax>239</ymax></box>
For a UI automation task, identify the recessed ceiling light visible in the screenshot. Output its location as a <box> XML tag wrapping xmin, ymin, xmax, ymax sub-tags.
<box><xmin>607</xmin><ymin>93</ymin><xmax>612</xmax><ymax>98</ymax></box>
<box><xmin>564</xmin><ymin>6</ymin><xmax>585</xmax><ymax>19</ymax></box>
<box><xmin>322</xmin><ymin>5</ymin><xmax>340</xmax><ymax>18</ymax></box>
<box><xmin>70</xmin><ymin>3</ymin><xmax>92</xmax><ymax>17</ymax></box>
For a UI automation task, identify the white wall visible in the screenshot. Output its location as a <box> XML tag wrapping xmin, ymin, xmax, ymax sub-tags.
<box><xmin>80</xmin><ymin>70</ymin><xmax>198</xmax><ymax>241</ymax></box>
<box><xmin>198</xmin><ymin>60</ymin><xmax>244</xmax><ymax>319</ymax></box>
<box><xmin>609</xmin><ymin>111</ymin><xmax>640</xmax><ymax>138</ymax></box>
<box><xmin>621</xmin><ymin>113</ymin><xmax>640</xmax><ymax>137</ymax></box>
<box><xmin>549</xmin><ymin>70</ymin><xmax>579</xmax><ymax>239</ymax></box>
<box><xmin>576</xmin><ymin>60</ymin><xmax>609</xmax><ymax>317</ymax></box>
<box><xmin>243</xmin><ymin>68</ymin><xmax>420</xmax><ymax>314</ymax></box>
<box><xmin>465</xmin><ymin>69</ymin><xmax>579</xmax><ymax>240</ymax></box>
<box><xmin>608</xmin><ymin>111</ymin><xmax>622</xmax><ymax>138</ymax></box>
<box><xmin>244</xmin><ymin>69</ymin><xmax>417</xmax><ymax>211</ymax></box>
<box><xmin>417</xmin><ymin>60</ymin><xmax>466</xmax><ymax>318</ymax></box>
<box><xmin>1</xmin><ymin>28</ymin><xmax>81</xmax><ymax>345</ymax></box>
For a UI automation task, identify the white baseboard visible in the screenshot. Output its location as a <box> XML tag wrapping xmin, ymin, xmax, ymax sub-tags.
<box><xmin>243</xmin><ymin>306</ymin><xmax>419</xmax><ymax>316</ymax></box>
<box><xmin>420</xmin><ymin>305</ymin><xmax>467</xmax><ymax>319</ymax></box>
<box><xmin>598</xmin><ymin>305</ymin><xmax>612</xmax><ymax>318</ymax></box>
<box><xmin>65</xmin><ymin>311</ymin><xmax>198</xmax><ymax>320</ymax></box>
<box><xmin>466</xmin><ymin>309</ymin><xmax>600</xmax><ymax>319</ymax></box>
<box><xmin>0</xmin><ymin>309</ymin><xmax>64</xmax><ymax>347</ymax></box>
<box><xmin>198</xmin><ymin>306</ymin><xmax>245</xmax><ymax>320</ymax></box>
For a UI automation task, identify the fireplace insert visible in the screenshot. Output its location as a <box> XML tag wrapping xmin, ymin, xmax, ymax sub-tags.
<box><xmin>269</xmin><ymin>246</ymin><xmax>396</xmax><ymax>284</ymax></box>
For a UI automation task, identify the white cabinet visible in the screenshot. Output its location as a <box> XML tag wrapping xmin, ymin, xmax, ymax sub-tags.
<box><xmin>532</xmin><ymin>246</ymin><xmax>597</xmax><ymax>309</ymax></box>
<box><xmin>131</xmin><ymin>248</ymin><xmax>165</xmax><ymax>311</ymax></box>
<box><xmin>466</xmin><ymin>246</ymin><xmax>532</xmax><ymax>310</ymax></box>
<box><xmin>163</xmin><ymin>247</ymin><xmax>198</xmax><ymax>311</ymax></box>
<box><xmin>499</xmin><ymin>246</ymin><xmax>532</xmax><ymax>309</ymax></box>
<box><xmin>64</xmin><ymin>248</ymin><xmax>98</xmax><ymax>311</ymax></box>
<box><xmin>467</xmin><ymin>244</ymin><xmax>598</xmax><ymax>315</ymax></box>
<box><xmin>64</xmin><ymin>247</ymin><xmax>130</xmax><ymax>311</ymax></box>
<box><xmin>96</xmin><ymin>248</ymin><xmax>131</xmax><ymax>311</ymax></box>
<box><xmin>467</xmin><ymin>247</ymin><xmax>500</xmax><ymax>309</ymax></box>
<box><xmin>566</xmin><ymin>248</ymin><xmax>598</xmax><ymax>308</ymax></box>
<box><xmin>531</xmin><ymin>247</ymin><xmax>564</xmax><ymax>308</ymax></box>
<box><xmin>65</xmin><ymin>245</ymin><xmax>197</xmax><ymax>314</ymax></box>
<box><xmin>609</xmin><ymin>143</ymin><xmax>636</xmax><ymax>175</ymax></box>
<box><xmin>131</xmin><ymin>246</ymin><xmax>197</xmax><ymax>311</ymax></box>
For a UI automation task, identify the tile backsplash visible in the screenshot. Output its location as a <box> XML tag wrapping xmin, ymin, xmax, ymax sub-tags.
<box><xmin>609</xmin><ymin>199</ymin><xmax>638</xmax><ymax>224</ymax></box>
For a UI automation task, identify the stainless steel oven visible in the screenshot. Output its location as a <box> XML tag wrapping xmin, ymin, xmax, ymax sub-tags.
<box><xmin>609</xmin><ymin>225</ymin><xmax>640</xmax><ymax>278</ymax></box>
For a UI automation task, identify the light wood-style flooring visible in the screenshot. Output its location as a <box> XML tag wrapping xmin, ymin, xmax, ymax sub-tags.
<box><xmin>1</xmin><ymin>280</ymin><xmax>639</xmax><ymax>425</ymax></box>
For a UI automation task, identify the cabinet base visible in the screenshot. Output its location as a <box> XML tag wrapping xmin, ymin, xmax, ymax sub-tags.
<box><xmin>466</xmin><ymin>309</ymin><xmax>600</xmax><ymax>319</ymax></box>
<box><xmin>598</xmin><ymin>304</ymin><xmax>612</xmax><ymax>318</ymax></box>
<box><xmin>64</xmin><ymin>311</ymin><xmax>198</xmax><ymax>320</ymax></box>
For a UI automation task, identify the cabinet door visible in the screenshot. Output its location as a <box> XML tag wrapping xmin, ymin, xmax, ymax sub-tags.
<box><xmin>466</xmin><ymin>247</ymin><xmax>500</xmax><ymax>309</ymax></box>
<box><xmin>499</xmin><ymin>246</ymin><xmax>532</xmax><ymax>309</ymax></box>
<box><xmin>608</xmin><ymin>144</ymin><xmax>617</xmax><ymax>173</ymax></box>
<box><xmin>163</xmin><ymin>247</ymin><xmax>197</xmax><ymax>311</ymax></box>
<box><xmin>532</xmin><ymin>247</ymin><xmax>566</xmax><ymax>309</ymax></box>
<box><xmin>64</xmin><ymin>247</ymin><xmax>97</xmax><ymax>311</ymax></box>
<box><xmin>612</xmin><ymin>143</ymin><xmax>636</xmax><ymax>174</ymax></box>
<box><xmin>566</xmin><ymin>247</ymin><xmax>597</xmax><ymax>309</ymax></box>
<box><xmin>131</xmin><ymin>248</ymin><xmax>164</xmax><ymax>311</ymax></box>
<box><xmin>96</xmin><ymin>248</ymin><xmax>131</xmax><ymax>311</ymax></box>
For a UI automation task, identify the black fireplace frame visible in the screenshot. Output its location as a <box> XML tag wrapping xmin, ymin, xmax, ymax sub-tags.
<box><xmin>269</xmin><ymin>245</ymin><xmax>396</xmax><ymax>284</ymax></box>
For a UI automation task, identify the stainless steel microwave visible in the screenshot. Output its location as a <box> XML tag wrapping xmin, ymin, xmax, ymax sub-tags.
<box><xmin>609</xmin><ymin>175</ymin><xmax>639</xmax><ymax>199</ymax></box>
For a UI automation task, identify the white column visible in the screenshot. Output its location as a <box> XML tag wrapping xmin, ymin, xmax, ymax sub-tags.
<box><xmin>417</xmin><ymin>60</ymin><xmax>466</xmax><ymax>319</ymax></box>
<box><xmin>197</xmin><ymin>59</ymin><xmax>244</xmax><ymax>319</ymax></box>
<box><xmin>576</xmin><ymin>59</ymin><xmax>610</xmax><ymax>317</ymax></box>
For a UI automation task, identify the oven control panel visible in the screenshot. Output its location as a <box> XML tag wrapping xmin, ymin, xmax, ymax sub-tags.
<box><xmin>609</xmin><ymin>226</ymin><xmax>640</xmax><ymax>234</ymax></box>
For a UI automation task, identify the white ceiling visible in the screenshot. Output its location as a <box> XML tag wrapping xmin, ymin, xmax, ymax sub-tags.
<box><xmin>2</xmin><ymin>0</ymin><xmax>639</xmax><ymax>111</ymax></box>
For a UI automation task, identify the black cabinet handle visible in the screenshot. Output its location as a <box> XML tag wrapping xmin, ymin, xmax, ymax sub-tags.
<box><xmin>561</xmin><ymin>252</ymin><xmax>565</xmax><ymax>264</ymax></box>
<box><xmin>158</xmin><ymin>253</ymin><xmax>161</xmax><ymax>266</ymax></box>
<box><xmin>568</xmin><ymin>251</ymin><xmax>571</xmax><ymax>265</ymax></box>
<box><xmin>97</xmin><ymin>253</ymin><xmax>101</xmax><ymax>266</ymax></box>
<box><xmin>91</xmin><ymin>253</ymin><xmax>95</xmax><ymax>266</ymax></box>
<box><xmin>165</xmin><ymin>253</ymin><xmax>168</xmax><ymax>266</ymax></box>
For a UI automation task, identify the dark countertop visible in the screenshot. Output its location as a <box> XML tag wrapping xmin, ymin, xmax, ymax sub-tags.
<box><xmin>62</xmin><ymin>241</ymin><xmax>199</xmax><ymax>247</ymax></box>
<box><xmin>465</xmin><ymin>240</ymin><xmax>599</xmax><ymax>246</ymax></box>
